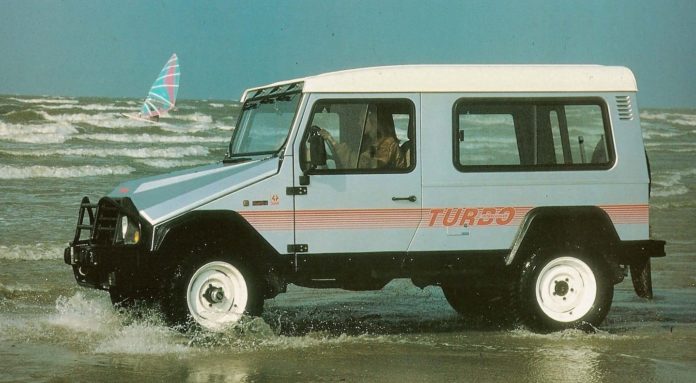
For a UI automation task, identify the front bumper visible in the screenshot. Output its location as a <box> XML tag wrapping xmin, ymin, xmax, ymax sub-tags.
<box><xmin>64</xmin><ymin>242</ymin><xmax>144</xmax><ymax>290</ymax></box>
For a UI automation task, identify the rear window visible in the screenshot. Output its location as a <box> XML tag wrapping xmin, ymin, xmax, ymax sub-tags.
<box><xmin>454</xmin><ymin>99</ymin><xmax>613</xmax><ymax>171</ymax></box>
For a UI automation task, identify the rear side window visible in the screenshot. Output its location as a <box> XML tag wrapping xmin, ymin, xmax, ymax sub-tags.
<box><xmin>454</xmin><ymin>99</ymin><xmax>613</xmax><ymax>171</ymax></box>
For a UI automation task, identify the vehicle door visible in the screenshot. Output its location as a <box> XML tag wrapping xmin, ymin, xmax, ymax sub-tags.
<box><xmin>291</xmin><ymin>94</ymin><xmax>422</xmax><ymax>256</ymax></box>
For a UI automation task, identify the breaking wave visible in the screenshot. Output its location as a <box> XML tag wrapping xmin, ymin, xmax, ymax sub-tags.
<box><xmin>0</xmin><ymin>243</ymin><xmax>64</xmax><ymax>260</ymax></box>
<box><xmin>0</xmin><ymin>122</ymin><xmax>78</xmax><ymax>143</ymax></box>
<box><xmin>1</xmin><ymin>145</ymin><xmax>209</xmax><ymax>158</ymax></box>
<box><xmin>651</xmin><ymin>169</ymin><xmax>696</xmax><ymax>197</ymax></box>
<box><xmin>170</xmin><ymin>112</ymin><xmax>214</xmax><ymax>123</ymax></box>
<box><xmin>0</xmin><ymin>164</ymin><xmax>135</xmax><ymax>179</ymax></box>
<box><xmin>79</xmin><ymin>133</ymin><xmax>229</xmax><ymax>144</ymax></box>
<box><xmin>134</xmin><ymin>158</ymin><xmax>214</xmax><ymax>168</ymax></box>
<box><xmin>8</xmin><ymin>97</ymin><xmax>79</xmax><ymax>105</ymax></box>
<box><xmin>38</xmin><ymin>103</ymin><xmax>126</xmax><ymax>111</ymax></box>
<box><xmin>640</xmin><ymin>111</ymin><xmax>696</xmax><ymax>127</ymax></box>
<box><xmin>38</xmin><ymin>111</ymin><xmax>154</xmax><ymax>128</ymax></box>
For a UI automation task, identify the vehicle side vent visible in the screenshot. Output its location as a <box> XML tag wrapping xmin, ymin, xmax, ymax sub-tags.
<box><xmin>616</xmin><ymin>96</ymin><xmax>633</xmax><ymax>120</ymax></box>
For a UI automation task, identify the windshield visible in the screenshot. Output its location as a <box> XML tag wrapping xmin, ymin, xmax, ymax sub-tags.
<box><xmin>228</xmin><ymin>84</ymin><xmax>302</xmax><ymax>157</ymax></box>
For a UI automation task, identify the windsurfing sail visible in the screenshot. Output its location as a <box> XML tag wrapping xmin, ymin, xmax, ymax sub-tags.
<box><xmin>140</xmin><ymin>53</ymin><xmax>180</xmax><ymax>118</ymax></box>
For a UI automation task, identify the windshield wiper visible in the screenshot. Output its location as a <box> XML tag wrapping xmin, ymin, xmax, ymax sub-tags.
<box><xmin>222</xmin><ymin>156</ymin><xmax>253</xmax><ymax>164</ymax></box>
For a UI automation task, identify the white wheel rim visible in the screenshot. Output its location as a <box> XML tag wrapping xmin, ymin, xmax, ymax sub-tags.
<box><xmin>187</xmin><ymin>261</ymin><xmax>248</xmax><ymax>331</ymax></box>
<box><xmin>535</xmin><ymin>256</ymin><xmax>597</xmax><ymax>323</ymax></box>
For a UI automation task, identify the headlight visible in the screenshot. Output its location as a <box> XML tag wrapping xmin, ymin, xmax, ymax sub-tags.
<box><xmin>117</xmin><ymin>215</ymin><xmax>140</xmax><ymax>245</ymax></box>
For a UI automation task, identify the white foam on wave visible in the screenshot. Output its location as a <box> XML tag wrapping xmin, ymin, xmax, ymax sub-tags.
<box><xmin>38</xmin><ymin>103</ymin><xmax>125</xmax><ymax>111</ymax></box>
<box><xmin>170</xmin><ymin>112</ymin><xmax>214</xmax><ymax>123</ymax></box>
<box><xmin>8</xmin><ymin>97</ymin><xmax>79</xmax><ymax>105</ymax></box>
<box><xmin>640</xmin><ymin>111</ymin><xmax>696</xmax><ymax>127</ymax></box>
<box><xmin>0</xmin><ymin>282</ymin><xmax>45</xmax><ymax>299</ymax></box>
<box><xmin>135</xmin><ymin>158</ymin><xmax>214</xmax><ymax>168</ymax></box>
<box><xmin>0</xmin><ymin>121</ymin><xmax>78</xmax><ymax>143</ymax></box>
<box><xmin>2</xmin><ymin>145</ymin><xmax>209</xmax><ymax>158</ymax></box>
<box><xmin>0</xmin><ymin>243</ymin><xmax>64</xmax><ymax>260</ymax></box>
<box><xmin>38</xmin><ymin>111</ymin><xmax>152</xmax><ymax>128</ymax></box>
<box><xmin>209</xmin><ymin>103</ymin><xmax>225</xmax><ymax>108</ymax></box>
<box><xmin>651</xmin><ymin>169</ymin><xmax>696</xmax><ymax>197</ymax></box>
<box><xmin>80</xmin><ymin>133</ymin><xmax>229</xmax><ymax>144</ymax></box>
<box><xmin>0</xmin><ymin>164</ymin><xmax>135</xmax><ymax>179</ymax></box>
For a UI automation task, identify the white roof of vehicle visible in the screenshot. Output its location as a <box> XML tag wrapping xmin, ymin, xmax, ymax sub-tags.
<box><xmin>245</xmin><ymin>65</ymin><xmax>637</xmax><ymax>97</ymax></box>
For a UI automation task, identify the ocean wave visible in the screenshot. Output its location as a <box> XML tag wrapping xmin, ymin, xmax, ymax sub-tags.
<box><xmin>0</xmin><ymin>282</ymin><xmax>46</xmax><ymax>300</ymax></box>
<box><xmin>640</xmin><ymin>111</ymin><xmax>696</xmax><ymax>127</ymax></box>
<box><xmin>169</xmin><ymin>112</ymin><xmax>214</xmax><ymax>123</ymax></box>
<box><xmin>209</xmin><ymin>103</ymin><xmax>225</xmax><ymax>108</ymax></box>
<box><xmin>8</xmin><ymin>97</ymin><xmax>79</xmax><ymax>105</ymax></box>
<box><xmin>38</xmin><ymin>111</ymin><xmax>152</xmax><ymax>128</ymax></box>
<box><xmin>0</xmin><ymin>243</ymin><xmax>64</xmax><ymax>260</ymax></box>
<box><xmin>0</xmin><ymin>164</ymin><xmax>135</xmax><ymax>179</ymax></box>
<box><xmin>160</xmin><ymin>123</ymin><xmax>217</xmax><ymax>133</ymax></box>
<box><xmin>0</xmin><ymin>121</ymin><xmax>78</xmax><ymax>143</ymax></box>
<box><xmin>651</xmin><ymin>169</ymin><xmax>696</xmax><ymax>197</ymax></box>
<box><xmin>79</xmin><ymin>133</ymin><xmax>229</xmax><ymax>144</ymax></box>
<box><xmin>38</xmin><ymin>103</ymin><xmax>126</xmax><ymax>111</ymax></box>
<box><xmin>2</xmin><ymin>145</ymin><xmax>209</xmax><ymax>158</ymax></box>
<box><xmin>134</xmin><ymin>159</ymin><xmax>214</xmax><ymax>168</ymax></box>
<box><xmin>1</xmin><ymin>109</ymin><xmax>48</xmax><ymax>123</ymax></box>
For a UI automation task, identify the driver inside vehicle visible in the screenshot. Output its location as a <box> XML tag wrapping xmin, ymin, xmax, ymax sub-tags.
<box><xmin>319</xmin><ymin>106</ymin><xmax>406</xmax><ymax>169</ymax></box>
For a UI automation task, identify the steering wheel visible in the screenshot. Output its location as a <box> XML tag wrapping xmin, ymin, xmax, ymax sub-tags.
<box><xmin>309</xmin><ymin>125</ymin><xmax>337</xmax><ymax>169</ymax></box>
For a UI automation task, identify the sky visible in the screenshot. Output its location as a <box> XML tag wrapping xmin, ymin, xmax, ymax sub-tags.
<box><xmin>1</xmin><ymin>0</ymin><xmax>695</xmax><ymax>107</ymax></box>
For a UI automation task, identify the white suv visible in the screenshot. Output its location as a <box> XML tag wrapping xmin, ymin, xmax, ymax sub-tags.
<box><xmin>65</xmin><ymin>65</ymin><xmax>665</xmax><ymax>332</ymax></box>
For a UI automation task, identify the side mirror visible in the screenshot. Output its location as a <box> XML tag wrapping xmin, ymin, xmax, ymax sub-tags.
<box><xmin>308</xmin><ymin>126</ymin><xmax>327</xmax><ymax>167</ymax></box>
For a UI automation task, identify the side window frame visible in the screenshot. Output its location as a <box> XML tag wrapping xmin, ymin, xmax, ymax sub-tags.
<box><xmin>452</xmin><ymin>97</ymin><xmax>615</xmax><ymax>172</ymax></box>
<box><xmin>300</xmin><ymin>98</ymin><xmax>417</xmax><ymax>175</ymax></box>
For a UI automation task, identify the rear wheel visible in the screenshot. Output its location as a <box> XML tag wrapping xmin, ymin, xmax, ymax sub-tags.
<box><xmin>514</xmin><ymin>246</ymin><xmax>613</xmax><ymax>331</ymax></box>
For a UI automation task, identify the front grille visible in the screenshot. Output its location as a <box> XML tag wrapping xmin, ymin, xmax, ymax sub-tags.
<box><xmin>93</xmin><ymin>201</ymin><xmax>120</xmax><ymax>245</ymax></box>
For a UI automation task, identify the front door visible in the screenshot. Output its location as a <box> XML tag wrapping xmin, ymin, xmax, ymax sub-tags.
<box><xmin>292</xmin><ymin>94</ymin><xmax>422</xmax><ymax>257</ymax></box>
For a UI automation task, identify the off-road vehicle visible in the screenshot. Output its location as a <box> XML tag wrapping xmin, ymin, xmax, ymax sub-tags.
<box><xmin>65</xmin><ymin>65</ymin><xmax>666</xmax><ymax>331</ymax></box>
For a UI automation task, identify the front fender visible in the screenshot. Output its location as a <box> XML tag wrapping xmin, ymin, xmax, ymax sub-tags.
<box><xmin>153</xmin><ymin>210</ymin><xmax>279</xmax><ymax>260</ymax></box>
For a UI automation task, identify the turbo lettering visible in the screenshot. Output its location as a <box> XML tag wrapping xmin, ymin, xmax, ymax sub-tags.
<box><xmin>427</xmin><ymin>207</ymin><xmax>517</xmax><ymax>227</ymax></box>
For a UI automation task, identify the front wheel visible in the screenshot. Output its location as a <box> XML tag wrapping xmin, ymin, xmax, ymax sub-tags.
<box><xmin>164</xmin><ymin>257</ymin><xmax>263</xmax><ymax>331</ymax></box>
<box><xmin>514</xmin><ymin>248</ymin><xmax>614</xmax><ymax>332</ymax></box>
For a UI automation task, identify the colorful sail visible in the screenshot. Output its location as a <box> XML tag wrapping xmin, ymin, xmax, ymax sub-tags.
<box><xmin>140</xmin><ymin>54</ymin><xmax>180</xmax><ymax>118</ymax></box>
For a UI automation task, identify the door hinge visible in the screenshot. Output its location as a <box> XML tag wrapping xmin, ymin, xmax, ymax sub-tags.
<box><xmin>286</xmin><ymin>186</ymin><xmax>307</xmax><ymax>196</ymax></box>
<box><xmin>287</xmin><ymin>244</ymin><xmax>308</xmax><ymax>253</ymax></box>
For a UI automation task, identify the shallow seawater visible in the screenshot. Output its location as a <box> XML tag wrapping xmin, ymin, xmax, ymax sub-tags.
<box><xmin>1</xmin><ymin>96</ymin><xmax>695</xmax><ymax>382</ymax></box>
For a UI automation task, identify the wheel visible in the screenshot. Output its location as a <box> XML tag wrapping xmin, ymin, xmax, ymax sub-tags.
<box><xmin>514</xmin><ymin>247</ymin><xmax>614</xmax><ymax>331</ymax></box>
<box><xmin>163</xmin><ymin>255</ymin><xmax>263</xmax><ymax>332</ymax></box>
<box><xmin>442</xmin><ymin>282</ymin><xmax>510</xmax><ymax>325</ymax></box>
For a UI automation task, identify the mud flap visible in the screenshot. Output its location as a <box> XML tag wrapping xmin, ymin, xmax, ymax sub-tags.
<box><xmin>629</xmin><ymin>258</ymin><xmax>653</xmax><ymax>299</ymax></box>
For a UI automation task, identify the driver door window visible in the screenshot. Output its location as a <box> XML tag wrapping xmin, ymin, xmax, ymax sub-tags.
<box><xmin>303</xmin><ymin>100</ymin><xmax>415</xmax><ymax>173</ymax></box>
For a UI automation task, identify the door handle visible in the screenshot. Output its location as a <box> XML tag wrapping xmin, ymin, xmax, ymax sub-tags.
<box><xmin>392</xmin><ymin>195</ymin><xmax>417</xmax><ymax>202</ymax></box>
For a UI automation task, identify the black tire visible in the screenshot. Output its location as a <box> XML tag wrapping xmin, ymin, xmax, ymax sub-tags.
<box><xmin>513</xmin><ymin>245</ymin><xmax>614</xmax><ymax>332</ymax></box>
<box><xmin>442</xmin><ymin>282</ymin><xmax>511</xmax><ymax>326</ymax></box>
<box><xmin>161</xmin><ymin>244</ymin><xmax>264</xmax><ymax>331</ymax></box>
